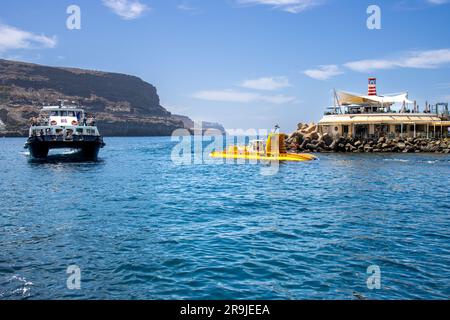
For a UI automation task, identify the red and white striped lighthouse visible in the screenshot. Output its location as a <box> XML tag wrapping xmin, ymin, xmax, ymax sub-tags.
<box><xmin>368</xmin><ymin>77</ymin><xmax>377</xmax><ymax>96</ymax></box>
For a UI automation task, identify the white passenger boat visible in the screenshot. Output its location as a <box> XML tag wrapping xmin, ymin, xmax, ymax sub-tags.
<box><xmin>24</xmin><ymin>104</ymin><xmax>105</xmax><ymax>160</ymax></box>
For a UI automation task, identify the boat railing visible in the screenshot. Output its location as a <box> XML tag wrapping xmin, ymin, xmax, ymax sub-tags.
<box><xmin>30</xmin><ymin>126</ymin><xmax>99</xmax><ymax>138</ymax></box>
<box><xmin>30</xmin><ymin>119</ymin><xmax>98</xmax><ymax>127</ymax></box>
<box><xmin>29</xmin><ymin>114</ymin><xmax>97</xmax><ymax>127</ymax></box>
<box><xmin>325</xmin><ymin>108</ymin><xmax>450</xmax><ymax>117</ymax></box>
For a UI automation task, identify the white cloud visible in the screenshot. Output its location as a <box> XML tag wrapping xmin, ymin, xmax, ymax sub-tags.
<box><xmin>344</xmin><ymin>49</ymin><xmax>450</xmax><ymax>72</ymax></box>
<box><xmin>435</xmin><ymin>82</ymin><xmax>450</xmax><ymax>89</ymax></box>
<box><xmin>103</xmin><ymin>0</ymin><xmax>150</xmax><ymax>20</ymax></box>
<box><xmin>176</xmin><ymin>2</ymin><xmax>201</xmax><ymax>15</ymax></box>
<box><xmin>192</xmin><ymin>89</ymin><xmax>296</xmax><ymax>104</ymax></box>
<box><xmin>427</xmin><ymin>0</ymin><xmax>448</xmax><ymax>4</ymax></box>
<box><xmin>177</xmin><ymin>4</ymin><xmax>194</xmax><ymax>11</ymax></box>
<box><xmin>0</xmin><ymin>23</ymin><xmax>56</xmax><ymax>53</ymax></box>
<box><xmin>240</xmin><ymin>76</ymin><xmax>291</xmax><ymax>91</ymax></box>
<box><xmin>304</xmin><ymin>65</ymin><xmax>342</xmax><ymax>80</ymax></box>
<box><xmin>236</xmin><ymin>0</ymin><xmax>323</xmax><ymax>13</ymax></box>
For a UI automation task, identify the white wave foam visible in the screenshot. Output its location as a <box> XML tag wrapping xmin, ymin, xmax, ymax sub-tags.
<box><xmin>382</xmin><ymin>158</ymin><xmax>409</xmax><ymax>163</ymax></box>
<box><xmin>9</xmin><ymin>275</ymin><xmax>33</xmax><ymax>297</ymax></box>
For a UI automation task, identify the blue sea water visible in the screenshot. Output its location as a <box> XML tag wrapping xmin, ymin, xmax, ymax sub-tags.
<box><xmin>0</xmin><ymin>136</ymin><xmax>449</xmax><ymax>300</ymax></box>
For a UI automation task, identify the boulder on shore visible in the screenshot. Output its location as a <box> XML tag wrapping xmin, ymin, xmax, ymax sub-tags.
<box><xmin>286</xmin><ymin>123</ymin><xmax>450</xmax><ymax>154</ymax></box>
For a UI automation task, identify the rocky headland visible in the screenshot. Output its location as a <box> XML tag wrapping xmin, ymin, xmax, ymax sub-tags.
<box><xmin>287</xmin><ymin>123</ymin><xmax>450</xmax><ymax>154</ymax></box>
<box><xmin>0</xmin><ymin>59</ymin><xmax>224</xmax><ymax>137</ymax></box>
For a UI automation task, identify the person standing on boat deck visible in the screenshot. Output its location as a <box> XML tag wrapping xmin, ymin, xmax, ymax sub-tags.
<box><xmin>87</xmin><ymin>114</ymin><xmax>95</xmax><ymax>126</ymax></box>
<box><xmin>29</xmin><ymin>116</ymin><xmax>37</xmax><ymax>126</ymax></box>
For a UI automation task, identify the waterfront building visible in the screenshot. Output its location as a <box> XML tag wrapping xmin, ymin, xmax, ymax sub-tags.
<box><xmin>318</xmin><ymin>78</ymin><xmax>450</xmax><ymax>139</ymax></box>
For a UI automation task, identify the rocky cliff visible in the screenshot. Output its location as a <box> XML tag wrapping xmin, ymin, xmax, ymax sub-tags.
<box><xmin>172</xmin><ymin>114</ymin><xmax>225</xmax><ymax>134</ymax></box>
<box><xmin>0</xmin><ymin>59</ymin><xmax>222</xmax><ymax>136</ymax></box>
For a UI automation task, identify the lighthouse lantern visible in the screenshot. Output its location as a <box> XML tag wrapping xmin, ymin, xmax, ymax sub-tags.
<box><xmin>368</xmin><ymin>77</ymin><xmax>377</xmax><ymax>96</ymax></box>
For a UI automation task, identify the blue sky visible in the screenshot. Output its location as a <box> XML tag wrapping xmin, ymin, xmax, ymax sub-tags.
<box><xmin>1</xmin><ymin>0</ymin><xmax>450</xmax><ymax>131</ymax></box>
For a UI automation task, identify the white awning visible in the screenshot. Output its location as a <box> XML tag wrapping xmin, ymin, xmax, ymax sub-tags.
<box><xmin>337</xmin><ymin>91</ymin><xmax>414</xmax><ymax>106</ymax></box>
<box><xmin>319</xmin><ymin>114</ymin><xmax>442</xmax><ymax>125</ymax></box>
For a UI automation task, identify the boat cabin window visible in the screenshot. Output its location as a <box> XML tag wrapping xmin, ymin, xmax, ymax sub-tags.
<box><xmin>343</xmin><ymin>125</ymin><xmax>349</xmax><ymax>135</ymax></box>
<box><xmin>76</xmin><ymin>128</ymin><xmax>83</xmax><ymax>134</ymax></box>
<box><xmin>48</xmin><ymin>110</ymin><xmax>81</xmax><ymax>117</ymax></box>
<box><xmin>375</xmin><ymin>124</ymin><xmax>389</xmax><ymax>136</ymax></box>
<box><xmin>248</xmin><ymin>140</ymin><xmax>266</xmax><ymax>152</ymax></box>
<box><xmin>56</xmin><ymin>129</ymin><xmax>63</xmax><ymax>135</ymax></box>
<box><xmin>355</xmin><ymin>124</ymin><xmax>369</xmax><ymax>138</ymax></box>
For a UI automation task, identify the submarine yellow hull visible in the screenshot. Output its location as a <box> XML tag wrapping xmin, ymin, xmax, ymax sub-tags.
<box><xmin>209</xmin><ymin>151</ymin><xmax>317</xmax><ymax>162</ymax></box>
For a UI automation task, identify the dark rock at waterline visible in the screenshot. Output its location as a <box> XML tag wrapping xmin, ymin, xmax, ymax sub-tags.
<box><xmin>321</xmin><ymin>133</ymin><xmax>334</xmax><ymax>146</ymax></box>
<box><xmin>287</xmin><ymin>123</ymin><xmax>450</xmax><ymax>154</ymax></box>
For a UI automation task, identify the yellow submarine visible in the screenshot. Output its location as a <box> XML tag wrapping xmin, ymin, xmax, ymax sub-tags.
<box><xmin>210</xmin><ymin>129</ymin><xmax>317</xmax><ymax>162</ymax></box>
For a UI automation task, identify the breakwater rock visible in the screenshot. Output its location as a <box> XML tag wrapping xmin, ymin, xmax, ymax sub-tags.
<box><xmin>287</xmin><ymin>123</ymin><xmax>450</xmax><ymax>153</ymax></box>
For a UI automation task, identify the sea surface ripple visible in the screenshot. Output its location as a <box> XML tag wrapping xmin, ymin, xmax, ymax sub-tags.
<box><xmin>0</xmin><ymin>137</ymin><xmax>449</xmax><ymax>299</ymax></box>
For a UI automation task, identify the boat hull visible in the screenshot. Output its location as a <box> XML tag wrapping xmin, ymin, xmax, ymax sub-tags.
<box><xmin>209</xmin><ymin>151</ymin><xmax>317</xmax><ymax>162</ymax></box>
<box><xmin>25</xmin><ymin>135</ymin><xmax>105</xmax><ymax>160</ymax></box>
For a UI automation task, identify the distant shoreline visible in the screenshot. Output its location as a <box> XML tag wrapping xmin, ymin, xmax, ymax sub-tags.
<box><xmin>0</xmin><ymin>132</ymin><xmax>227</xmax><ymax>138</ymax></box>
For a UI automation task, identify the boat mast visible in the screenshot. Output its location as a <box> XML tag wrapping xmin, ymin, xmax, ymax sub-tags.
<box><xmin>333</xmin><ymin>89</ymin><xmax>342</xmax><ymax>114</ymax></box>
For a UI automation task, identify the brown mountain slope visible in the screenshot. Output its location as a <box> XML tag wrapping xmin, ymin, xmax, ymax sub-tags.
<box><xmin>0</xmin><ymin>59</ymin><xmax>223</xmax><ymax>136</ymax></box>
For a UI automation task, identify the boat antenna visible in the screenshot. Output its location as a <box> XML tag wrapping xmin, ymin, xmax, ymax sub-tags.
<box><xmin>58</xmin><ymin>99</ymin><xmax>69</xmax><ymax>107</ymax></box>
<box><xmin>274</xmin><ymin>124</ymin><xmax>280</xmax><ymax>133</ymax></box>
